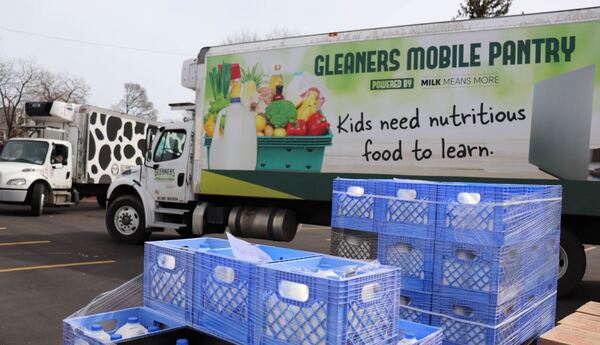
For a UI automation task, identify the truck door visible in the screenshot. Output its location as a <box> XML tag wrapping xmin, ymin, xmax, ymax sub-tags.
<box><xmin>48</xmin><ymin>143</ymin><xmax>72</xmax><ymax>190</ymax></box>
<box><xmin>146</xmin><ymin>125</ymin><xmax>191</xmax><ymax>203</ymax></box>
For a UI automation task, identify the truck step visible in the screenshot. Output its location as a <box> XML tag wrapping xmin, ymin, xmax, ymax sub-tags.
<box><xmin>155</xmin><ymin>207</ymin><xmax>188</xmax><ymax>215</ymax></box>
<box><xmin>54</xmin><ymin>202</ymin><xmax>75</xmax><ymax>206</ymax></box>
<box><xmin>54</xmin><ymin>191</ymin><xmax>71</xmax><ymax>196</ymax></box>
<box><xmin>152</xmin><ymin>221</ymin><xmax>186</xmax><ymax>229</ymax></box>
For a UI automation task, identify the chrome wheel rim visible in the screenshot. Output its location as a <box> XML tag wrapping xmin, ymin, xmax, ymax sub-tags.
<box><xmin>114</xmin><ymin>205</ymin><xmax>140</xmax><ymax>236</ymax></box>
<box><xmin>558</xmin><ymin>246</ymin><xmax>568</xmax><ymax>279</ymax></box>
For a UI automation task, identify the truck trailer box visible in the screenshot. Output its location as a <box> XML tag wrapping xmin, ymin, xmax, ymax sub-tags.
<box><xmin>106</xmin><ymin>7</ymin><xmax>600</xmax><ymax>296</ymax></box>
<box><xmin>0</xmin><ymin>101</ymin><xmax>159</xmax><ymax>215</ymax></box>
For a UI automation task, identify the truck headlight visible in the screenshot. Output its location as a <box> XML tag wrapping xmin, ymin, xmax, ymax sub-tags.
<box><xmin>7</xmin><ymin>178</ymin><xmax>26</xmax><ymax>186</ymax></box>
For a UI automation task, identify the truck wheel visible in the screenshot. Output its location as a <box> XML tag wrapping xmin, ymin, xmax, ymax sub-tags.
<box><xmin>106</xmin><ymin>195</ymin><xmax>150</xmax><ymax>244</ymax></box>
<box><xmin>558</xmin><ymin>229</ymin><xmax>586</xmax><ymax>297</ymax></box>
<box><xmin>30</xmin><ymin>184</ymin><xmax>45</xmax><ymax>217</ymax></box>
<box><xmin>71</xmin><ymin>190</ymin><xmax>80</xmax><ymax>205</ymax></box>
<box><xmin>97</xmin><ymin>194</ymin><xmax>107</xmax><ymax>208</ymax></box>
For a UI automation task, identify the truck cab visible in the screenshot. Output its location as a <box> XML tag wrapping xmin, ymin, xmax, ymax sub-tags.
<box><xmin>105</xmin><ymin>121</ymin><xmax>196</xmax><ymax>243</ymax></box>
<box><xmin>0</xmin><ymin>138</ymin><xmax>74</xmax><ymax>215</ymax></box>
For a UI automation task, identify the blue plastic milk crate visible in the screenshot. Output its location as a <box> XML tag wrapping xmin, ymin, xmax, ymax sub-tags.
<box><xmin>63</xmin><ymin>307</ymin><xmax>185</xmax><ymax>345</ymax></box>
<box><xmin>378</xmin><ymin>179</ymin><xmax>437</xmax><ymax>239</ymax></box>
<box><xmin>431</xmin><ymin>296</ymin><xmax>521</xmax><ymax>345</ymax></box>
<box><xmin>331</xmin><ymin>178</ymin><xmax>381</xmax><ymax>232</ymax></box>
<box><xmin>391</xmin><ymin>320</ymin><xmax>443</xmax><ymax>345</ymax></box>
<box><xmin>330</xmin><ymin>228</ymin><xmax>379</xmax><ymax>260</ymax></box>
<box><xmin>432</xmin><ymin>294</ymin><xmax>520</xmax><ymax>328</ymax></box>
<box><xmin>256</xmin><ymin>256</ymin><xmax>400</xmax><ymax>345</ymax></box>
<box><xmin>431</xmin><ymin>313</ymin><xmax>520</xmax><ymax>345</ymax></box>
<box><xmin>520</xmin><ymin>275</ymin><xmax>558</xmax><ymax>312</ymax></box>
<box><xmin>433</xmin><ymin>240</ymin><xmax>523</xmax><ymax>305</ymax></box>
<box><xmin>436</xmin><ymin>182</ymin><xmax>562</xmax><ymax>246</ymax></box>
<box><xmin>378</xmin><ymin>233</ymin><xmax>434</xmax><ymax>292</ymax></box>
<box><xmin>143</xmin><ymin>238</ymin><xmax>230</xmax><ymax>321</ymax></box>
<box><xmin>518</xmin><ymin>294</ymin><xmax>557</xmax><ymax>344</ymax></box>
<box><xmin>521</xmin><ymin>232</ymin><xmax>560</xmax><ymax>292</ymax></box>
<box><xmin>192</xmin><ymin>244</ymin><xmax>318</xmax><ymax>345</ymax></box>
<box><xmin>398</xmin><ymin>289</ymin><xmax>433</xmax><ymax>325</ymax></box>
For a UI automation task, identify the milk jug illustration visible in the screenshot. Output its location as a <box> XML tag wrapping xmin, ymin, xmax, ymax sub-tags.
<box><xmin>209</xmin><ymin>96</ymin><xmax>257</xmax><ymax>170</ymax></box>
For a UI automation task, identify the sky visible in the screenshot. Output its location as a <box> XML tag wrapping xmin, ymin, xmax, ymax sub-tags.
<box><xmin>1</xmin><ymin>0</ymin><xmax>599</xmax><ymax>121</ymax></box>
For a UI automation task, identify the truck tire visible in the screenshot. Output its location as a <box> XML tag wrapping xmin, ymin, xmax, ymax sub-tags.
<box><xmin>176</xmin><ymin>227</ymin><xmax>194</xmax><ymax>238</ymax></box>
<box><xmin>30</xmin><ymin>183</ymin><xmax>45</xmax><ymax>217</ymax></box>
<box><xmin>106</xmin><ymin>195</ymin><xmax>150</xmax><ymax>244</ymax></box>
<box><xmin>71</xmin><ymin>189</ymin><xmax>80</xmax><ymax>205</ymax></box>
<box><xmin>558</xmin><ymin>229</ymin><xmax>586</xmax><ymax>297</ymax></box>
<box><xmin>97</xmin><ymin>194</ymin><xmax>107</xmax><ymax>208</ymax></box>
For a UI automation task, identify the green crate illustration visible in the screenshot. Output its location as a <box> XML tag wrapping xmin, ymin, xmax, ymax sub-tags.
<box><xmin>204</xmin><ymin>131</ymin><xmax>333</xmax><ymax>172</ymax></box>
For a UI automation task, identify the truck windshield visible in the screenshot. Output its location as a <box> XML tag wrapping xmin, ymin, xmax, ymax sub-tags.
<box><xmin>0</xmin><ymin>141</ymin><xmax>48</xmax><ymax>165</ymax></box>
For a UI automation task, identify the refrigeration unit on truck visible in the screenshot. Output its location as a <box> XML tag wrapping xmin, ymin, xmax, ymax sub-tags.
<box><xmin>0</xmin><ymin>101</ymin><xmax>158</xmax><ymax>215</ymax></box>
<box><xmin>105</xmin><ymin>7</ymin><xmax>600</xmax><ymax>296</ymax></box>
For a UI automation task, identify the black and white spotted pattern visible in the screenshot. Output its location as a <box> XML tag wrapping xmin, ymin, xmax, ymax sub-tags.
<box><xmin>86</xmin><ymin>112</ymin><xmax>152</xmax><ymax>184</ymax></box>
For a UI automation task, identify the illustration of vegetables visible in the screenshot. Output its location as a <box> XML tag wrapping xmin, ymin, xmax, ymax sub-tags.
<box><xmin>265</xmin><ymin>99</ymin><xmax>297</xmax><ymax>128</ymax></box>
<box><xmin>264</xmin><ymin>125</ymin><xmax>274</xmax><ymax>136</ymax></box>
<box><xmin>296</xmin><ymin>88</ymin><xmax>322</xmax><ymax>121</ymax></box>
<box><xmin>242</xmin><ymin>64</ymin><xmax>264</xmax><ymax>97</ymax></box>
<box><xmin>273</xmin><ymin>128</ymin><xmax>287</xmax><ymax>136</ymax></box>
<box><xmin>306</xmin><ymin>112</ymin><xmax>330</xmax><ymax>136</ymax></box>
<box><xmin>204</xmin><ymin>63</ymin><xmax>232</xmax><ymax>137</ymax></box>
<box><xmin>256</xmin><ymin>114</ymin><xmax>267</xmax><ymax>132</ymax></box>
<box><xmin>204</xmin><ymin>116</ymin><xmax>216</xmax><ymax>137</ymax></box>
<box><xmin>286</xmin><ymin>120</ymin><xmax>307</xmax><ymax>136</ymax></box>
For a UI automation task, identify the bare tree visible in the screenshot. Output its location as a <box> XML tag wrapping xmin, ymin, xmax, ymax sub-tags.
<box><xmin>221</xmin><ymin>28</ymin><xmax>300</xmax><ymax>44</ymax></box>
<box><xmin>221</xmin><ymin>31</ymin><xmax>260</xmax><ymax>45</ymax></box>
<box><xmin>34</xmin><ymin>70</ymin><xmax>90</xmax><ymax>103</ymax></box>
<box><xmin>0</xmin><ymin>59</ymin><xmax>38</xmax><ymax>138</ymax></box>
<box><xmin>113</xmin><ymin>83</ymin><xmax>158</xmax><ymax>121</ymax></box>
<box><xmin>455</xmin><ymin>0</ymin><xmax>512</xmax><ymax>19</ymax></box>
<box><xmin>265</xmin><ymin>27</ymin><xmax>302</xmax><ymax>39</ymax></box>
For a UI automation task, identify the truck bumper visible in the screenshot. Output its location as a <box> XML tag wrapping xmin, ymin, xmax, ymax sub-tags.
<box><xmin>0</xmin><ymin>188</ymin><xmax>27</xmax><ymax>203</ymax></box>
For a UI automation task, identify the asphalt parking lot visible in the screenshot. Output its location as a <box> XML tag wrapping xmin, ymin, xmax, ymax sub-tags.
<box><xmin>0</xmin><ymin>201</ymin><xmax>598</xmax><ymax>345</ymax></box>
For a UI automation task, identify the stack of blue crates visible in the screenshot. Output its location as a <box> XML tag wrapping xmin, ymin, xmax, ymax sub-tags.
<box><xmin>432</xmin><ymin>182</ymin><xmax>561</xmax><ymax>345</ymax></box>
<box><xmin>331</xmin><ymin>178</ymin><xmax>562</xmax><ymax>345</ymax></box>
<box><xmin>65</xmin><ymin>234</ymin><xmax>405</xmax><ymax>345</ymax></box>
<box><xmin>330</xmin><ymin>178</ymin><xmax>383</xmax><ymax>260</ymax></box>
<box><xmin>377</xmin><ymin>179</ymin><xmax>437</xmax><ymax>326</ymax></box>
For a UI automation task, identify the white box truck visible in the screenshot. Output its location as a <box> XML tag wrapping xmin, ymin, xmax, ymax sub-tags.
<box><xmin>0</xmin><ymin>101</ymin><xmax>158</xmax><ymax>215</ymax></box>
<box><xmin>106</xmin><ymin>7</ymin><xmax>600</xmax><ymax>295</ymax></box>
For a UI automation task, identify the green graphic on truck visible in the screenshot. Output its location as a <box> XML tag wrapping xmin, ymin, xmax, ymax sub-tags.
<box><xmin>200</xmin><ymin>20</ymin><xmax>599</xmax><ymax>183</ymax></box>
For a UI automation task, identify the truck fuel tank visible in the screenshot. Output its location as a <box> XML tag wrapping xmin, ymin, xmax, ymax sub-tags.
<box><xmin>228</xmin><ymin>206</ymin><xmax>298</xmax><ymax>242</ymax></box>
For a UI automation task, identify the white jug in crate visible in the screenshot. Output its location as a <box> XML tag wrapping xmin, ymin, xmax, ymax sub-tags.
<box><xmin>115</xmin><ymin>317</ymin><xmax>148</xmax><ymax>339</ymax></box>
<box><xmin>397</xmin><ymin>333</ymin><xmax>418</xmax><ymax>345</ymax></box>
<box><xmin>83</xmin><ymin>323</ymin><xmax>110</xmax><ymax>343</ymax></box>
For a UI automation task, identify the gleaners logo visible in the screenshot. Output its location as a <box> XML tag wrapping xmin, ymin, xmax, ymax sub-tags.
<box><xmin>154</xmin><ymin>168</ymin><xmax>176</xmax><ymax>181</ymax></box>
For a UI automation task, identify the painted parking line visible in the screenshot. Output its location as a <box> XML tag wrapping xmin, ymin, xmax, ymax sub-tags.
<box><xmin>585</xmin><ymin>246</ymin><xmax>596</xmax><ymax>252</ymax></box>
<box><xmin>0</xmin><ymin>260</ymin><xmax>116</xmax><ymax>273</ymax></box>
<box><xmin>0</xmin><ymin>240</ymin><xmax>51</xmax><ymax>247</ymax></box>
<box><xmin>299</xmin><ymin>226</ymin><xmax>331</xmax><ymax>231</ymax></box>
<box><xmin>0</xmin><ymin>227</ymin><xmax>7</xmax><ymax>230</ymax></box>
